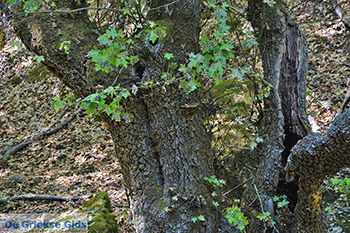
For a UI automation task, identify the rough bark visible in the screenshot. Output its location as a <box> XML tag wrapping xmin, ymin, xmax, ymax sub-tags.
<box><xmin>286</xmin><ymin>108</ymin><xmax>350</xmax><ymax>232</ymax></box>
<box><xmin>109</xmin><ymin>86</ymin><xmax>220</xmax><ymax>232</ymax></box>
<box><xmin>244</xmin><ymin>2</ymin><xmax>286</xmax><ymax>230</ymax></box>
<box><xmin>245</xmin><ymin>1</ymin><xmax>310</xmax><ymax>232</ymax></box>
<box><xmin>2</xmin><ymin>0</ymin><xmax>100</xmax><ymax>96</ymax></box>
<box><xmin>1</xmin><ymin>0</ymin><xmax>226</xmax><ymax>232</ymax></box>
<box><xmin>246</xmin><ymin>1</ymin><xmax>350</xmax><ymax>233</ymax></box>
<box><xmin>106</xmin><ymin>1</ymin><xmax>224</xmax><ymax>231</ymax></box>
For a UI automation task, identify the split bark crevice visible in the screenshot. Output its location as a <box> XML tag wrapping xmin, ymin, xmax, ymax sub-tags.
<box><xmin>1</xmin><ymin>0</ymin><xmax>227</xmax><ymax>232</ymax></box>
<box><xmin>245</xmin><ymin>1</ymin><xmax>311</xmax><ymax>232</ymax></box>
<box><xmin>246</xmin><ymin>1</ymin><xmax>350</xmax><ymax>233</ymax></box>
<box><xmin>3</xmin><ymin>0</ymin><xmax>350</xmax><ymax>232</ymax></box>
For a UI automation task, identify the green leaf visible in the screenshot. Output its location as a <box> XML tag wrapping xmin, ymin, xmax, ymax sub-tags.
<box><xmin>89</xmin><ymin>49</ymin><xmax>100</xmax><ymax>58</ymax></box>
<box><xmin>86</xmin><ymin>102</ymin><xmax>98</xmax><ymax>115</ymax></box>
<box><xmin>9</xmin><ymin>41</ymin><xmax>20</xmax><ymax>47</ymax></box>
<box><xmin>23</xmin><ymin>0</ymin><xmax>43</xmax><ymax>13</ymax></box>
<box><xmin>164</xmin><ymin>53</ymin><xmax>174</xmax><ymax>60</ymax></box>
<box><xmin>221</xmin><ymin>43</ymin><xmax>232</xmax><ymax>51</ymax></box>
<box><xmin>128</xmin><ymin>55</ymin><xmax>139</xmax><ymax>65</ymax></box>
<box><xmin>188</xmin><ymin>54</ymin><xmax>203</xmax><ymax>69</ymax></box>
<box><xmin>122</xmin><ymin>8</ymin><xmax>130</xmax><ymax>15</ymax></box>
<box><xmin>96</xmin><ymin>65</ymin><xmax>110</xmax><ymax>73</ymax></box>
<box><xmin>99</xmin><ymin>93</ymin><xmax>107</xmax><ymax>99</ymax></box>
<box><xmin>149</xmin><ymin>21</ymin><xmax>156</xmax><ymax>28</ymax></box>
<box><xmin>59</xmin><ymin>41</ymin><xmax>71</xmax><ymax>54</ymax></box>
<box><xmin>222</xmin><ymin>2</ymin><xmax>229</xmax><ymax>8</ymax></box>
<box><xmin>177</xmin><ymin>63</ymin><xmax>186</xmax><ymax>71</ymax></box>
<box><xmin>121</xmin><ymin>90</ymin><xmax>131</xmax><ymax>99</ymax></box>
<box><xmin>98</xmin><ymin>34</ymin><xmax>112</xmax><ymax>46</ymax></box>
<box><xmin>86</xmin><ymin>93</ymin><xmax>98</xmax><ymax>102</ymax></box>
<box><xmin>197</xmin><ymin>215</ymin><xmax>205</xmax><ymax>222</ymax></box>
<box><xmin>104</xmin><ymin>86</ymin><xmax>117</xmax><ymax>97</ymax></box>
<box><xmin>148</xmin><ymin>30</ymin><xmax>158</xmax><ymax>43</ymax></box>
<box><xmin>106</xmin><ymin>28</ymin><xmax>118</xmax><ymax>39</ymax></box>
<box><xmin>54</xmin><ymin>101</ymin><xmax>64</xmax><ymax>111</ymax></box>
<box><xmin>80</xmin><ymin>102</ymin><xmax>86</xmax><ymax>108</ymax></box>
<box><xmin>34</xmin><ymin>55</ymin><xmax>44</xmax><ymax>64</ymax></box>
<box><xmin>208</xmin><ymin>1</ymin><xmax>215</xmax><ymax>7</ymax></box>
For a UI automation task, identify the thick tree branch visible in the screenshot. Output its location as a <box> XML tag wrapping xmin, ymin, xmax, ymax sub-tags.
<box><xmin>285</xmin><ymin>108</ymin><xmax>350</xmax><ymax>232</ymax></box>
<box><xmin>0</xmin><ymin>0</ymin><xmax>100</xmax><ymax>97</ymax></box>
<box><xmin>244</xmin><ymin>1</ymin><xmax>310</xmax><ymax>232</ymax></box>
<box><xmin>286</xmin><ymin>108</ymin><xmax>350</xmax><ymax>182</ymax></box>
<box><xmin>339</xmin><ymin>86</ymin><xmax>350</xmax><ymax>114</ymax></box>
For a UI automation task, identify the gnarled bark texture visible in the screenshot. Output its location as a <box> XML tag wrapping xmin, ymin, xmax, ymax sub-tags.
<box><xmin>107</xmin><ymin>1</ymin><xmax>224</xmax><ymax>231</ymax></box>
<box><xmin>4</xmin><ymin>0</ymin><xmax>350</xmax><ymax>232</ymax></box>
<box><xmin>109</xmin><ymin>86</ymin><xmax>219</xmax><ymax>232</ymax></box>
<box><xmin>286</xmin><ymin>109</ymin><xmax>350</xmax><ymax>232</ymax></box>
<box><xmin>1</xmin><ymin>0</ymin><xmax>226</xmax><ymax>232</ymax></box>
<box><xmin>245</xmin><ymin>0</ymin><xmax>308</xmax><ymax>232</ymax></box>
<box><xmin>4</xmin><ymin>0</ymin><xmax>98</xmax><ymax>96</ymax></box>
<box><xmin>246</xmin><ymin>1</ymin><xmax>350</xmax><ymax>233</ymax></box>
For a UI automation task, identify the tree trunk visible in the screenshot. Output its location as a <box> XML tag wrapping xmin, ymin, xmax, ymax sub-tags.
<box><xmin>5</xmin><ymin>0</ymin><xmax>350</xmax><ymax>232</ymax></box>
<box><xmin>246</xmin><ymin>1</ymin><xmax>350</xmax><ymax>233</ymax></box>
<box><xmin>108</xmin><ymin>86</ymin><xmax>220</xmax><ymax>232</ymax></box>
<box><xmin>1</xmin><ymin>0</ymin><xmax>225</xmax><ymax>232</ymax></box>
<box><xmin>107</xmin><ymin>1</ymin><xmax>225</xmax><ymax>231</ymax></box>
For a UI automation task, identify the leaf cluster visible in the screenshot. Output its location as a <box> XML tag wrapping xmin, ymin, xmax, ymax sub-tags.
<box><xmin>81</xmin><ymin>85</ymin><xmax>132</xmax><ymax>121</ymax></box>
<box><xmin>89</xmin><ymin>28</ymin><xmax>138</xmax><ymax>73</ymax></box>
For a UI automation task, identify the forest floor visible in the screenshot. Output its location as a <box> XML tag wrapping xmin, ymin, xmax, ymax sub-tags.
<box><xmin>0</xmin><ymin>1</ymin><xmax>349</xmax><ymax>232</ymax></box>
<box><xmin>0</xmin><ymin>33</ymin><xmax>130</xmax><ymax>227</ymax></box>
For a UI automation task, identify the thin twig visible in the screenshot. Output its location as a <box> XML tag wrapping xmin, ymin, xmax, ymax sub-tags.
<box><xmin>2</xmin><ymin>7</ymin><xmax>122</xmax><ymax>19</ymax></box>
<box><xmin>253</xmin><ymin>184</ymin><xmax>280</xmax><ymax>233</ymax></box>
<box><xmin>253</xmin><ymin>184</ymin><xmax>268</xmax><ymax>231</ymax></box>
<box><xmin>148</xmin><ymin>0</ymin><xmax>180</xmax><ymax>11</ymax></box>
